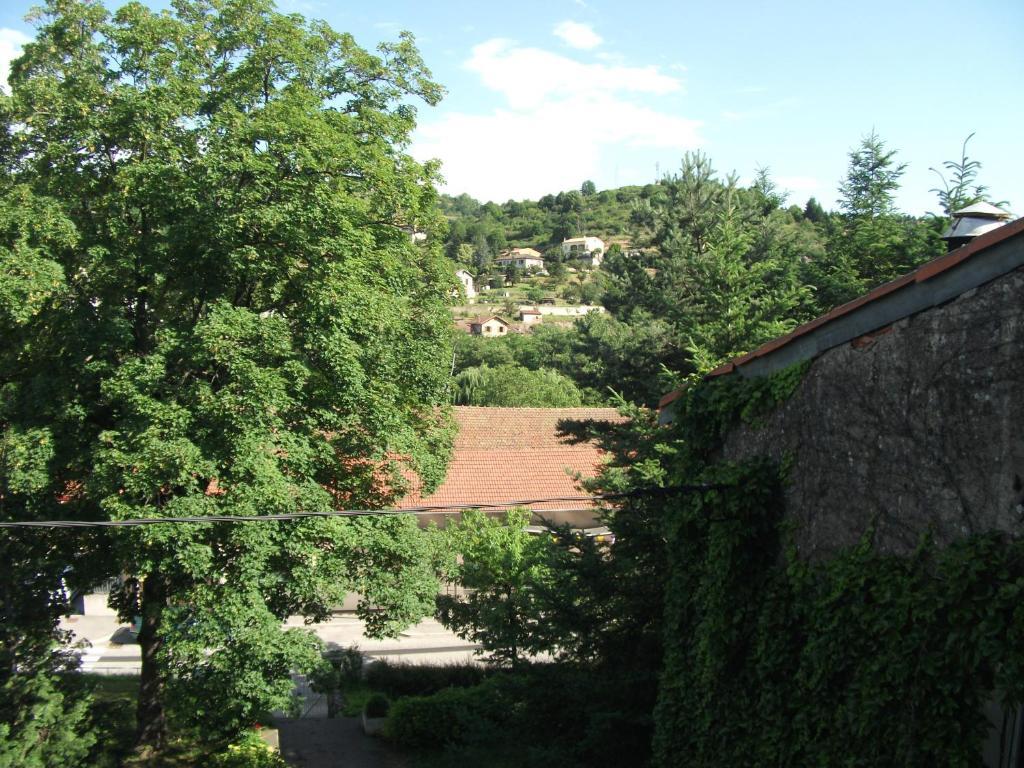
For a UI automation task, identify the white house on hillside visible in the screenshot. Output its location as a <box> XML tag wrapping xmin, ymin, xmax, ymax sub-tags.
<box><xmin>455</xmin><ymin>269</ymin><xmax>476</xmax><ymax>300</ymax></box>
<box><xmin>495</xmin><ymin>247</ymin><xmax>545</xmax><ymax>270</ymax></box>
<box><xmin>519</xmin><ymin>308</ymin><xmax>543</xmax><ymax>325</ymax></box>
<box><xmin>469</xmin><ymin>316</ymin><xmax>511</xmax><ymax>336</ymax></box>
<box><xmin>562</xmin><ymin>236</ymin><xmax>605</xmax><ymax>267</ymax></box>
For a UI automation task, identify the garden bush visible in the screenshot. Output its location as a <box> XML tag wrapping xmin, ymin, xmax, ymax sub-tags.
<box><xmin>363</xmin><ymin>693</ymin><xmax>390</xmax><ymax>719</ymax></box>
<box><xmin>385</xmin><ymin>683</ymin><xmax>505</xmax><ymax>750</ymax></box>
<box><xmin>364</xmin><ymin>660</ymin><xmax>486</xmax><ymax>698</ymax></box>
<box><xmin>209</xmin><ymin>731</ymin><xmax>288</xmax><ymax>768</ymax></box>
<box><xmin>382</xmin><ymin>665</ymin><xmax>642</xmax><ymax>766</ymax></box>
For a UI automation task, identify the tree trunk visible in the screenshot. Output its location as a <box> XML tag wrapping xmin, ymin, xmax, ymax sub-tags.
<box><xmin>135</xmin><ymin>574</ymin><xmax>168</xmax><ymax>751</ymax></box>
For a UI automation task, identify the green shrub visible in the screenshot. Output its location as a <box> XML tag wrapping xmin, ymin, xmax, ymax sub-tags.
<box><xmin>339</xmin><ymin>681</ymin><xmax>372</xmax><ymax>717</ymax></box>
<box><xmin>309</xmin><ymin>646</ymin><xmax>363</xmax><ymax>701</ymax></box>
<box><xmin>364</xmin><ymin>660</ymin><xmax>485</xmax><ymax>698</ymax></box>
<box><xmin>209</xmin><ymin>731</ymin><xmax>288</xmax><ymax>768</ymax></box>
<box><xmin>363</xmin><ymin>693</ymin><xmax>390</xmax><ymax>718</ymax></box>
<box><xmin>385</xmin><ymin>684</ymin><xmax>503</xmax><ymax>750</ymax></box>
<box><xmin>383</xmin><ymin>667</ymin><xmax>636</xmax><ymax>766</ymax></box>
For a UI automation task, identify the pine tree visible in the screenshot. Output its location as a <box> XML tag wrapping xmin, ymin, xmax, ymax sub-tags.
<box><xmin>811</xmin><ymin>132</ymin><xmax>942</xmax><ymax>309</ymax></box>
<box><xmin>929</xmin><ymin>133</ymin><xmax>1005</xmax><ymax>216</ymax></box>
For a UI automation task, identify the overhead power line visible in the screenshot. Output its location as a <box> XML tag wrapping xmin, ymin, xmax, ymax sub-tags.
<box><xmin>0</xmin><ymin>484</ymin><xmax>728</xmax><ymax>529</ymax></box>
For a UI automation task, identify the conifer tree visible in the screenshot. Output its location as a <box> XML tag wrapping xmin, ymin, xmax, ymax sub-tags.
<box><xmin>809</xmin><ymin>132</ymin><xmax>942</xmax><ymax>309</ymax></box>
<box><xmin>929</xmin><ymin>132</ymin><xmax>1005</xmax><ymax>216</ymax></box>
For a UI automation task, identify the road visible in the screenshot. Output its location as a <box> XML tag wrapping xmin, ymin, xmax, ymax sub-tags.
<box><xmin>60</xmin><ymin>613</ymin><xmax>480</xmax><ymax>675</ymax></box>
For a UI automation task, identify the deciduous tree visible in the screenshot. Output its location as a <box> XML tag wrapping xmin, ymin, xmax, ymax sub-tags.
<box><xmin>453</xmin><ymin>365</ymin><xmax>583</xmax><ymax>407</ymax></box>
<box><xmin>1</xmin><ymin>0</ymin><xmax>453</xmax><ymax>751</ymax></box>
<box><xmin>437</xmin><ymin>509</ymin><xmax>557</xmax><ymax>668</ymax></box>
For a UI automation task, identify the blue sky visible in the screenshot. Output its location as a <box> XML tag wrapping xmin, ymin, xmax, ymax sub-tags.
<box><xmin>2</xmin><ymin>0</ymin><xmax>1021</xmax><ymax>214</ymax></box>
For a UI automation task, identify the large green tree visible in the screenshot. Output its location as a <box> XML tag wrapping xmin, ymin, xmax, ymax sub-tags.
<box><xmin>600</xmin><ymin>153</ymin><xmax>814</xmax><ymax>387</ymax></box>
<box><xmin>1</xmin><ymin>0</ymin><xmax>453</xmax><ymax>752</ymax></box>
<box><xmin>807</xmin><ymin>132</ymin><xmax>942</xmax><ymax>308</ymax></box>
<box><xmin>437</xmin><ymin>509</ymin><xmax>558</xmax><ymax>668</ymax></box>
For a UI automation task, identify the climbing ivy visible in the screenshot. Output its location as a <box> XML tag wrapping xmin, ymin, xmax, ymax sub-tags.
<box><xmin>652</xmin><ymin>366</ymin><xmax>1024</xmax><ymax>767</ymax></box>
<box><xmin>663</xmin><ymin>361</ymin><xmax>809</xmax><ymax>469</ymax></box>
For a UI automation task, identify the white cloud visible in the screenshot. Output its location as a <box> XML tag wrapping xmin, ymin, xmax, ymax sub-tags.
<box><xmin>413</xmin><ymin>39</ymin><xmax>701</xmax><ymax>202</ymax></box>
<box><xmin>0</xmin><ymin>28</ymin><xmax>31</xmax><ymax>95</ymax></box>
<box><xmin>465</xmin><ymin>38</ymin><xmax>680</xmax><ymax>110</ymax></box>
<box><xmin>553</xmin><ymin>20</ymin><xmax>603</xmax><ymax>50</ymax></box>
<box><xmin>595</xmin><ymin>50</ymin><xmax>627</xmax><ymax>65</ymax></box>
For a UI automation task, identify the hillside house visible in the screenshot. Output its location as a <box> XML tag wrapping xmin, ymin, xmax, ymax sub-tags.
<box><xmin>520</xmin><ymin>308</ymin><xmax>543</xmax><ymax>325</ymax></box>
<box><xmin>495</xmin><ymin>248</ymin><xmax>545</xmax><ymax>270</ymax></box>
<box><xmin>561</xmin><ymin>236</ymin><xmax>605</xmax><ymax>267</ymax></box>
<box><xmin>468</xmin><ymin>316</ymin><xmax>511</xmax><ymax>336</ymax></box>
<box><xmin>455</xmin><ymin>268</ymin><xmax>476</xmax><ymax>300</ymax></box>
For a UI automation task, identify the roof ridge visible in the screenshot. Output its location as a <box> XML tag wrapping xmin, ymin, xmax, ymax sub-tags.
<box><xmin>658</xmin><ymin>215</ymin><xmax>1024</xmax><ymax>409</ymax></box>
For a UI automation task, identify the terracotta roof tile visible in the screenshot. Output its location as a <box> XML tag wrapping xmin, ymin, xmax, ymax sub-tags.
<box><xmin>398</xmin><ymin>406</ymin><xmax>627</xmax><ymax>512</ymax></box>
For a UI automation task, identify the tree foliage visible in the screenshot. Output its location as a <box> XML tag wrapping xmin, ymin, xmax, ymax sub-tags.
<box><xmin>806</xmin><ymin>131</ymin><xmax>944</xmax><ymax>307</ymax></box>
<box><xmin>452</xmin><ymin>364</ymin><xmax>583</xmax><ymax>407</ymax></box>
<box><xmin>929</xmin><ymin>132</ymin><xmax>1006</xmax><ymax>217</ymax></box>
<box><xmin>436</xmin><ymin>509</ymin><xmax>557</xmax><ymax>668</ymax></box>
<box><xmin>837</xmin><ymin>130</ymin><xmax>906</xmax><ymax>218</ymax></box>
<box><xmin>1</xmin><ymin>0</ymin><xmax>453</xmax><ymax>750</ymax></box>
<box><xmin>599</xmin><ymin>153</ymin><xmax>814</xmax><ymax>383</ymax></box>
<box><xmin>443</xmin><ymin>133</ymin><xmax>966</xmax><ymax>411</ymax></box>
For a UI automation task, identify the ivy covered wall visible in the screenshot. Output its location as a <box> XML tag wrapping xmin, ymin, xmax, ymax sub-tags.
<box><xmin>722</xmin><ymin>265</ymin><xmax>1024</xmax><ymax>559</ymax></box>
<box><xmin>653</xmin><ymin>266</ymin><xmax>1024</xmax><ymax>766</ymax></box>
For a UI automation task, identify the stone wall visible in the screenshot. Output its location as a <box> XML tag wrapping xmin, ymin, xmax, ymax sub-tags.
<box><xmin>722</xmin><ymin>266</ymin><xmax>1024</xmax><ymax>559</ymax></box>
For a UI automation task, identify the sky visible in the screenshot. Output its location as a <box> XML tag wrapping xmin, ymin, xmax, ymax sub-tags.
<box><xmin>1</xmin><ymin>0</ymin><xmax>1021</xmax><ymax>215</ymax></box>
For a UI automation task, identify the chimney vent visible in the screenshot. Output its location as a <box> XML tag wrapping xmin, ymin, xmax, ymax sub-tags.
<box><xmin>941</xmin><ymin>202</ymin><xmax>1012</xmax><ymax>251</ymax></box>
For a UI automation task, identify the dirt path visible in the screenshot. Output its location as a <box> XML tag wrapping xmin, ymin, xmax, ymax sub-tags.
<box><xmin>277</xmin><ymin>717</ymin><xmax>409</xmax><ymax>768</ymax></box>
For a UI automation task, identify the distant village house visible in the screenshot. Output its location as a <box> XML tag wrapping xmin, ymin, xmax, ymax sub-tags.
<box><xmin>468</xmin><ymin>316</ymin><xmax>511</xmax><ymax>336</ymax></box>
<box><xmin>495</xmin><ymin>247</ymin><xmax>545</xmax><ymax>270</ymax></box>
<box><xmin>561</xmin><ymin>236</ymin><xmax>605</xmax><ymax>267</ymax></box>
<box><xmin>520</xmin><ymin>308</ymin><xmax>542</xmax><ymax>325</ymax></box>
<box><xmin>455</xmin><ymin>268</ymin><xmax>476</xmax><ymax>300</ymax></box>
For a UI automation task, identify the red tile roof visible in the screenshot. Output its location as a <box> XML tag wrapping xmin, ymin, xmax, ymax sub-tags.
<box><xmin>397</xmin><ymin>406</ymin><xmax>626</xmax><ymax>512</ymax></box>
<box><xmin>659</xmin><ymin>216</ymin><xmax>1024</xmax><ymax>408</ymax></box>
